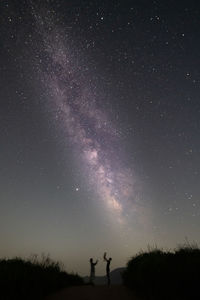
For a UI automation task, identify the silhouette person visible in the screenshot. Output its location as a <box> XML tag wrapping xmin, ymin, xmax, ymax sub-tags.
<box><xmin>103</xmin><ymin>252</ymin><xmax>112</xmax><ymax>286</ymax></box>
<box><xmin>89</xmin><ymin>258</ymin><xmax>98</xmax><ymax>285</ymax></box>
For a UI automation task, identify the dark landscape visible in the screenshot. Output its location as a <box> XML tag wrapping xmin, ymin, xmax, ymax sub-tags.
<box><xmin>0</xmin><ymin>244</ymin><xmax>200</xmax><ymax>299</ymax></box>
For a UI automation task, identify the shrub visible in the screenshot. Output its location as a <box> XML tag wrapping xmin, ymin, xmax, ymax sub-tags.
<box><xmin>0</xmin><ymin>255</ymin><xmax>83</xmax><ymax>299</ymax></box>
<box><xmin>123</xmin><ymin>245</ymin><xmax>200</xmax><ymax>300</ymax></box>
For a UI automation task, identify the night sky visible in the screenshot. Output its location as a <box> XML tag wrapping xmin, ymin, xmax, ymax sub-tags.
<box><xmin>0</xmin><ymin>0</ymin><xmax>200</xmax><ymax>276</ymax></box>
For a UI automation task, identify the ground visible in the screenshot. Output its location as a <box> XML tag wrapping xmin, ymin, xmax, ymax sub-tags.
<box><xmin>46</xmin><ymin>285</ymin><xmax>139</xmax><ymax>300</ymax></box>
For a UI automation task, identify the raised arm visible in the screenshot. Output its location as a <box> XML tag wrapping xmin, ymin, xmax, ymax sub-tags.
<box><xmin>103</xmin><ymin>252</ymin><xmax>108</xmax><ymax>262</ymax></box>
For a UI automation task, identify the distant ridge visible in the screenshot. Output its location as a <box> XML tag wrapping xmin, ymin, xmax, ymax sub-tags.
<box><xmin>84</xmin><ymin>267</ymin><xmax>125</xmax><ymax>285</ymax></box>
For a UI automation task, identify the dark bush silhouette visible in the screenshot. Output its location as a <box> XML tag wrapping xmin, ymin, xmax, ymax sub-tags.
<box><xmin>122</xmin><ymin>244</ymin><xmax>200</xmax><ymax>300</ymax></box>
<box><xmin>0</xmin><ymin>255</ymin><xmax>83</xmax><ymax>299</ymax></box>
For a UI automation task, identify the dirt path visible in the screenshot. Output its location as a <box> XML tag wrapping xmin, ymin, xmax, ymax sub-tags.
<box><xmin>46</xmin><ymin>285</ymin><xmax>139</xmax><ymax>300</ymax></box>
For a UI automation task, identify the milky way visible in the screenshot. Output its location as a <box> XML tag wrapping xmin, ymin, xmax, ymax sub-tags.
<box><xmin>32</xmin><ymin>7</ymin><xmax>140</xmax><ymax>225</ymax></box>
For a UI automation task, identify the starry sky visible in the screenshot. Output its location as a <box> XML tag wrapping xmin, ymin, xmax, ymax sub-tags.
<box><xmin>0</xmin><ymin>0</ymin><xmax>200</xmax><ymax>276</ymax></box>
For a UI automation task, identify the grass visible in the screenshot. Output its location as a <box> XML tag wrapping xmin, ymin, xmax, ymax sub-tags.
<box><xmin>0</xmin><ymin>254</ymin><xmax>83</xmax><ymax>299</ymax></box>
<box><xmin>122</xmin><ymin>243</ymin><xmax>200</xmax><ymax>300</ymax></box>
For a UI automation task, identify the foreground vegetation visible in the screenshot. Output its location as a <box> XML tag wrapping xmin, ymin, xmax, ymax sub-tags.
<box><xmin>123</xmin><ymin>244</ymin><xmax>200</xmax><ymax>300</ymax></box>
<box><xmin>0</xmin><ymin>255</ymin><xmax>83</xmax><ymax>299</ymax></box>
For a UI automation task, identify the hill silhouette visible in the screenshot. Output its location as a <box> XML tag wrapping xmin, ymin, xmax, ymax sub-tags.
<box><xmin>123</xmin><ymin>244</ymin><xmax>200</xmax><ymax>300</ymax></box>
<box><xmin>0</xmin><ymin>256</ymin><xmax>83</xmax><ymax>299</ymax></box>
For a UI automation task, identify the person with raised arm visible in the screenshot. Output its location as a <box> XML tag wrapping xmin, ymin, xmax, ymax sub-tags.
<box><xmin>103</xmin><ymin>252</ymin><xmax>112</xmax><ymax>286</ymax></box>
<box><xmin>89</xmin><ymin>258</ymin><xmax>98</xmax><ymax>285</ymax></box>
